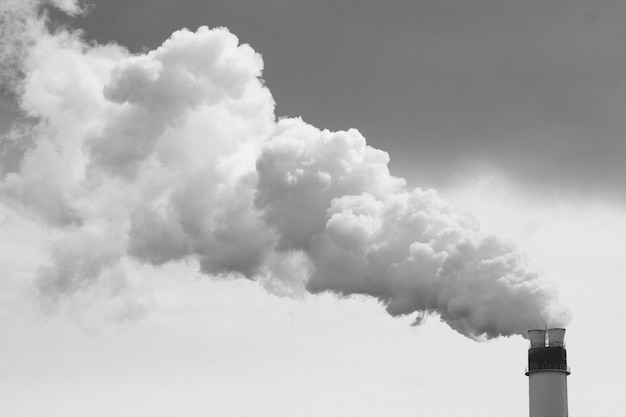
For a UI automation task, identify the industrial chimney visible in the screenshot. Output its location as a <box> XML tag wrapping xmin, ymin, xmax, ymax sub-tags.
<box><xmin>526</xmin><ymin>328</ymin><xmax>570</xmax><ymax>417</ymax></box>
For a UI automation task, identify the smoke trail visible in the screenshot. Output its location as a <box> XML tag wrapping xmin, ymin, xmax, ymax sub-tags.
<box><xmin>0</xmin><ymin>0</ymin><xmax>570</xmax><ymax>338</ymax></box>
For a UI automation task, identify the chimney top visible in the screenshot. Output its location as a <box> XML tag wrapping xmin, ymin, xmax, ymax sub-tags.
<box><xmin>548</xmin><ymin>328</ymin><xmax>566</xmax><ymax>347</ymax></box>
<box><xmin>528</xmin><ymin>329</ymin><xmax>546</xmax><ymax>347</ymax></box>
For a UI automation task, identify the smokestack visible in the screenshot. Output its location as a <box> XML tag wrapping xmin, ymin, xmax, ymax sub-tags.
<box><xmin>526</xmin><ymin>328</ymin><xmax>570</xmax><ymax>417</ymax></box>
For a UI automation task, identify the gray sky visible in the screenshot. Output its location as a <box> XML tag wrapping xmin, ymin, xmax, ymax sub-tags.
<box><xmin>68</xmin><ymin>0</ymin><xmax>626</xmax><ymax>200</ymax></box>
<box><xmin>2</xmin><ymin>2</ymin><xmax>626</xmax><ymax>417</ymax></box>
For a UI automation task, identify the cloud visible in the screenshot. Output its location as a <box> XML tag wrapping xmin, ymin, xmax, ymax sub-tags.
<box><xmin>0</xmin><ymin>0</ymin><xmax>570</xmax><ymax>338</ymax></box>
<box><xmin>255</xmin><ymin>124</ymin><xmax>568</xmax><ymax>336</ymax></box>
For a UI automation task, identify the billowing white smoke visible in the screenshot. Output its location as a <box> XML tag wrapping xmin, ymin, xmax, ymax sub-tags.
<box><xmin>0</xmin><ymin>0</ymin><xmax>570</xmax><ymax>338</ymax></box>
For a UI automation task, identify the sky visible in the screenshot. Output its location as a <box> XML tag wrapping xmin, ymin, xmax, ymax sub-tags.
<box><xmin>0</xmin><ymin>1</ymin><xmax>625</xmax><ymax>416</ymax></box>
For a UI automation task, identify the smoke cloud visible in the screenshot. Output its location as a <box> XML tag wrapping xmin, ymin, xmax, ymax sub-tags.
<box><xmin>0</xmin><ymin>0</ymin><xmax>570</xmax><ymax>338</ymax></box>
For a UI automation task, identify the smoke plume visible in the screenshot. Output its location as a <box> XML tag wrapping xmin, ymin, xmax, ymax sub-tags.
<box><xmin>0</xmin><ymin>0</ymin><xmax>570</xmax><ymax>338</ymax></box>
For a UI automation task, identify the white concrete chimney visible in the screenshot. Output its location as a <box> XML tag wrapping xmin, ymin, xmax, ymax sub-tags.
<box><xmin>526</xmin><ymin>328</ymin><xmax>570</xmax><ymax>417</ymax></box>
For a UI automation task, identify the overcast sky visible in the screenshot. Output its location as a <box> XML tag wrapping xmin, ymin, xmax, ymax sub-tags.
<box><xmin>1</xmin><ymin>1</ymin><xmax>626</xmax><ymax>416</ymax></box>
<box><xmin>67</xmin><ymin>0</ymin><xmax>626</xmax><ymax>200</ymax></box>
